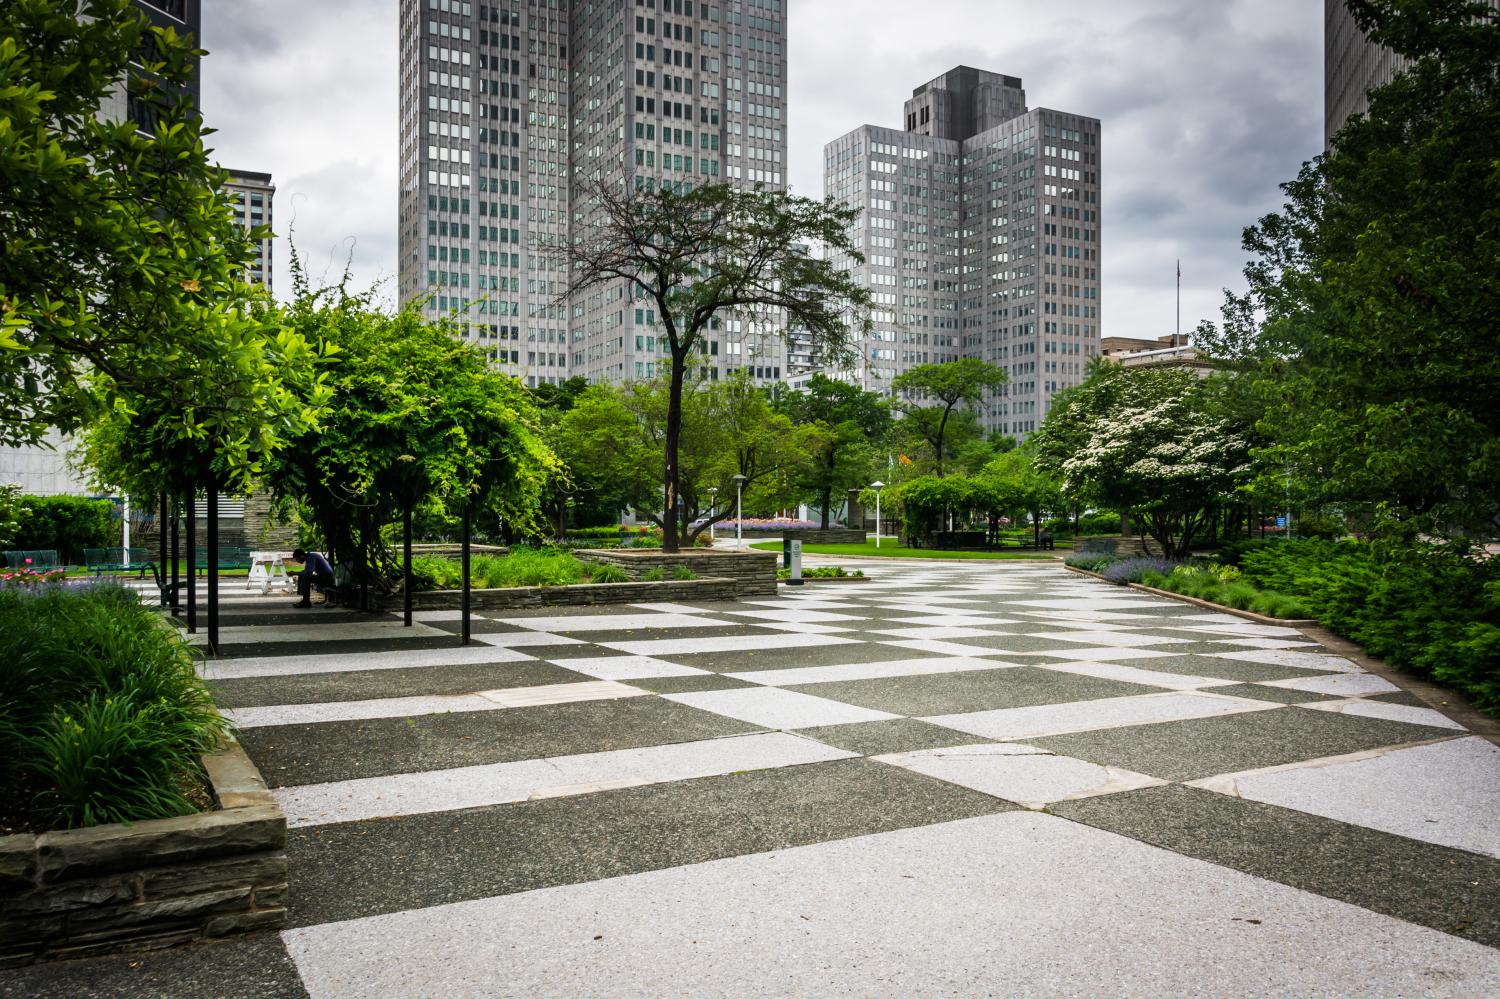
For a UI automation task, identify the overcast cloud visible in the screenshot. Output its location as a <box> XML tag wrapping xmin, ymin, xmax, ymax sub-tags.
<box><xmin>201</xmin><ymin>0</ymin><xmax>1322</xmax><ymax>338</ymax></box>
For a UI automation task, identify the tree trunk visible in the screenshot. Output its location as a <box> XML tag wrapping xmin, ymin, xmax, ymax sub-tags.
<box><xmin>662</xmin><ymin>349</ymin><xmax>687</xmax><ymax>553</ymax></box>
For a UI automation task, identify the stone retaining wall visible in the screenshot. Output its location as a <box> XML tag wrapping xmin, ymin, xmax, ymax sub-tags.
<box><xmin>408</xmin><ymin>576</ymin><xmax>739</xmax><ymax>610</ymax></box>
<box><xmin>0</xmin><ymin>738</ymin><xmax>286</xmax><ymax>967</ymax></box>
<box><xmin>780</xmin><ymin>529</ymin><xmax>865</xmax><ymax>545</ymax></box>
<box><xmin>576</xmin><ymin>548</ymin><xmax>778</xmax><ymax>597</ymax></box>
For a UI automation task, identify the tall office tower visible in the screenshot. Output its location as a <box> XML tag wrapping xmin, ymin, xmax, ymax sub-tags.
<box><xmin>1325</xmin><ymin>0</ymin><xmax>1500</xmax><ymax>146</ymax></box>
<box><xmin>223</xmin><ymin>171</ymin><xmax>275</xmax><ymax>291</ymax></box>
<box><xmin>397</xmin><ymin>0</ymin><xmax>788</xmax><ymax>389</ymax></box>
<box><xmin>823</xmin><ymin>67</ymin><xmax>1101</xmax><ymax>438</ymax></box>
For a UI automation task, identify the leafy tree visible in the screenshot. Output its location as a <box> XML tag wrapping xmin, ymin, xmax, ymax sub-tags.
<box><xmin>565</xmin><ymin>181</ymin><xmax>871</xmax><ymax>551</ymax></box>
<box><xmin>1198</xmin><ymin>0</ymin><xmax>1500</xmax><ymax>540</ymax></box>
<box><xmin>262</xmin><ymin>287</ymin><xmax>557</xmax><ymax>593</ymax></box>
<box><xmin>775</xmin><ymin>375</ymin><xmax>891</xmax><ymax>529</ymax></box>
<box><xmin>1</xmin><ymin>0</ymin><xmax>299</xmax><ymax>470</ymax></box>
<box><xmin>556</xmin><ymin>372</ymin><xmax>826</xmax><ymax>547</ymax></box>
<box><xmin>892</xmin><ymin>359</ymin><xmax>1008</xmax><ymax>476</ymax></box>
<box><xmin>887</xmin><ymin>475</ymin><xmax>976</xmax><ymax>540</ymax></box>
<box><xmin>1033</xmin><ymin>366</ymin><xmax>1251</xmax><ymax>559</ymax></box>
<box><xmin>975</xmin><ymin>449</ymin><xmax>1061</xmax><ymax>546</ymax></box>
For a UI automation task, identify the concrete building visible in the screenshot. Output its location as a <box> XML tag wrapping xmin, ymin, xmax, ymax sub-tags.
<box><xmin>1325</xmin><ymin>0</ymin><xmax>1500</xmax><ymax>145</ymax></box>
<box><xmin>1100</xmin><ymin>333</ymin><xmax>1211</xmax><ymax>375</ymax></box>
<box><xmin>397</xmin><ymin>0</ymin><xmax>789</xmax><ymax>390</ymax></box>
<box><xmin>223</xmin><ymin>170</ymin><xmax>275</xmax><ymax>291</ymax></box>
<box><xmin>823</xmin><ymin>66</ymin><xmax>1101</xmax><ymax>437</ymax></box>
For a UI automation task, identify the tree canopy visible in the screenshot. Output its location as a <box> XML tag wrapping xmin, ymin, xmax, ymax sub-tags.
<box><xmin>262</xmin><ymin>286</ymin><xmax>557</xmax><ymax>592</ymax></box>
<box><xmin>555</xmin><ymin>372</ymin><xmax>826</xmax><ymax>546</ymax></box>
<box><xmin>775</xmin><ymin>375</ymin><xmax>891</xmax><ymax>529</ymax></box>
<box><xmin>565</xmin><ymin>181</ymin><xmax>872</xmax><ymax>550</ymax></box>
<box><xmin>892</xmin><ymin>359</ymin><xmax>1007</xmax><ymax>476</ymax></box>
<box><xmin>1032</xmin><ymin>365</ymin><xmax>1251</xmax><ymax>559</ymax></box>
<box><xmin>1</xmin><ymin>0</ymin><xmax>301</xmax><ymax>472</ymax></box>
<box><xmin>1198</xmin><ymin>0</ymin><xmax>1500</xmax><ymax>540</ymax></box>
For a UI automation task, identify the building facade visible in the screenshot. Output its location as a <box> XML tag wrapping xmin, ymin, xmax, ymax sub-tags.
<box><xmin>397</xmin><ymin>0</ymin><xmax>789</xmax><ymax>389</ymax></box>
<box><xmin>823</xmin><ymin>67</ymin><xmax>1101</xmax><ymax>437</ymax></box>
<box><xmin>1325</xmin><ymin>0</ymin><xmax>1500</xmax><ymax>146</ymax></box>
<box><xmin>223</xmin><ymin>170</ymin><xmax>275</xmax><ymax>291</ymax></box>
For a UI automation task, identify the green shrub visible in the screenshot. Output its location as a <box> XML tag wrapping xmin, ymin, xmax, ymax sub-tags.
<box><xmin>0</xmin><ymin>582</ymin><xmax>226</xmax><ymax>830</ymax></box>
<box><xmin>11</xmin><ymin>495</ymin><xmax>115</xmax><ymax>564</ymax></box>
<box><xmin>640</xmin><ymin>567</ymin><xmax>666</xmax><ymax>582</ymax></box>
<box><xmin>1139</xmin><ymin>570</ymin><xmax>1169</xmax><ymax>588</ymax></box>
<box><xmin>564</xmin><ymin>526</ymin><xmax>626</xmax><ymax>541</ymax></box>
<box><xmin>1237</xmin><ymin>540</ymin><xmax>1499</xmax><ymax>711</ymax></box>
<box><xmin>671</xmin><ymin>565</ymin><xmax>697</xmax><ymax>581</ymax></box>
<box><xmin>586</xmin><ymin>563</ymin><xmax>630</xmax><ymax>584</ymax></box>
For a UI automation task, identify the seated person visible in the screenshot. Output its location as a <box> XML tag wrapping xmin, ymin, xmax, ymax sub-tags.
<box><xmin>289</xmin><ymin>548</ymin><xmax>335</xmax><ymax>608</ymax></box>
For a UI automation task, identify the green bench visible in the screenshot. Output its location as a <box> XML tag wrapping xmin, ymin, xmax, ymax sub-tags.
<box><xmin>3</xmin><ymin>549</ymin><xmax>61</xmax><ymax>571</ymax></box>
<box><xmin>190</xmin><ymin>546</ymin><xmax>253</xmax><ymax>572</ymax></box>
<box><xmin>82</xmin><ymin>547</ymin><xmax>157</xmax><ymax>580</ymax></box>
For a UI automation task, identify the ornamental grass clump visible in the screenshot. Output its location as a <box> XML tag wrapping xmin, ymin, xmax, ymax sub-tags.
<box><xmin>0</xmin><ymin>582</ymin><xmax>226</xmax><ymax>831</ymax></box>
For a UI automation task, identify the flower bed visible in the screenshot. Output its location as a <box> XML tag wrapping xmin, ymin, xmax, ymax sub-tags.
<box><xmin>0</xmin><ymin>581</ymin><xmax>286</xmax><ymax>963</ymax></box>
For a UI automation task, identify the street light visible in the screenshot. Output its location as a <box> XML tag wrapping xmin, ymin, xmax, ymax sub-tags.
<box><xmin>708</xmin><ymin>486</ymin><xmax>719</xmax><ymax>543</ymax></box>
<box><xmin>870</xmin><ymin>481</ymin><xmax>885</xmax><ymax>549</ymax></box>
<box><xmin>733</xmin><ymin>474</ymin><xmax>748</xmax><ymax>550</ymax></box>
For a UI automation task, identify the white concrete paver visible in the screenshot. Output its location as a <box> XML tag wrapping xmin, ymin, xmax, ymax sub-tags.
<box><xmin>873</xmin><ymin>743</ymin><xmax>1166</xmax><ymax>809</ymax></box>
<box><xmin>663</xmin><ymin>687</ymin><xmax>899</xmax><ymax>728</ymax></box>
<box><xmin>275</xmin><ymin>732</ymin><xmax>855</xmax><ymax>827</ymax></box>
<box><xmin>1202</xmin><ymin>737</ymin><xmax>1500</xmax><ymax>860</ymax></box>
<box><xmin>282</xmin><ymin>812</ymin><xmax>1500</xmax><ymax>997</ymax></box>
<box><xmin>926</xmin><ymin>691</ymin><xmax>1280</xmax><ymax>743</ymax></box>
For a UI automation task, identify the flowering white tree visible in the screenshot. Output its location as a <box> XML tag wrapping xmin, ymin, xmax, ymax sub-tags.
<box><xmin>1041</xmin><ymin>366</ymin><xmax>1250</xmax><ymax>559</ymax></box>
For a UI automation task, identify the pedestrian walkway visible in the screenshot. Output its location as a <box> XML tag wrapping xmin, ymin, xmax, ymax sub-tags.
<box><xmin>6</xmin><ymin>562</ymin><xmax>1500</xmax><ymax>997</ymax></box>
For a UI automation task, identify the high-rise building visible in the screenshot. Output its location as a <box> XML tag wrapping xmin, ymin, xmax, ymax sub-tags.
<box><xmin>223</xmin><ymin>170</ymin><xmax>275</xmax><ymax>291</ymax></box>
<box><xmin>1325</xmin><ymin>0</ymin><xmax>1500</xmax><ymax>146</ymax></box>
<box><xmin>823</xmin><ymin>66</ymin><xmax>1101</xmax><ymax>438</ymax></box>
<box><xmin>397</xmin><ymin>0</ymin><xmax>788</xmax><ymax>389</ymax></box>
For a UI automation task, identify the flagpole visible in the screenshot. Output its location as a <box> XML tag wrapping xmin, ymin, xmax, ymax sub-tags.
<box><xmin>1176</xmin><ymin>259</ymin><xmax>1181</xmax><ymax>339</ymax></box>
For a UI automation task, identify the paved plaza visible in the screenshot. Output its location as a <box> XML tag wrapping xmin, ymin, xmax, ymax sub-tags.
<box><xmin>5</xmin><ymin>560</ymin><xmax>1500</xmax><ymax>997</ymax></box>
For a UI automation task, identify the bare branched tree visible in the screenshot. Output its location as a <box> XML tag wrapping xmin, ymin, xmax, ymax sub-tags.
<box><xmin>563</xmin><ymin>180</ymin><xmax>872</xmax><ymax>551</ymax></box>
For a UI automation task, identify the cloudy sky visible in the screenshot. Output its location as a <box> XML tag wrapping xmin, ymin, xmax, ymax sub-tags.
<box><xmin>200</xmin><ymin>0</ymin><xmax>1322</xmax><ymax>339</ymax></box>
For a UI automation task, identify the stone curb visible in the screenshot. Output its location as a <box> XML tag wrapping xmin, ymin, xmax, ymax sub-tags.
<box><xmin>778</xmin><ymin>576</ymin><xmax>872</xmax><ymax>585</ymax></box>
<box><xmin>0</xmin><ymin>732</ymin><xmax>287</xmax><ymax>967</ymax></box>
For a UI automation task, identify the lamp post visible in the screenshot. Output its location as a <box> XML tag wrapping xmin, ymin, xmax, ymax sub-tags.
<box><xmin>871</xmin><ymin>481</ymin><xmax>885</xmax><ymax>549</ymax></box>
<box><xmin>708</xmin><ymin>486</ymin><xmax>719</xmax><ymax>542</ymax></box>
<box><xmin>733</xmin><ymin>474</ymin><xmax>748</xmax><ymax>550</ymax></box>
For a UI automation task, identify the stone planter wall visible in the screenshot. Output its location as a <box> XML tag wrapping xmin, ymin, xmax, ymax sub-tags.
<box><xmin>0</xmin><ymin>737</ymin><xmax>286</xmax><ymax>967</ymax></box>
<box><xmin>576</xmin><ymin>548</ymin><xmax>778</xmax><ymax>597</ymax></box>
<box><xmin>407</xmin><ymin>576</ymin><xmax>740</xmax><ymax>610</ymax></box>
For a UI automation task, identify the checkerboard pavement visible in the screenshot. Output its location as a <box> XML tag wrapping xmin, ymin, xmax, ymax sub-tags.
<box><xmin>9</xmin><ymin>561</ymin><xmax>1500</xmax><ymax>997</ymax></box>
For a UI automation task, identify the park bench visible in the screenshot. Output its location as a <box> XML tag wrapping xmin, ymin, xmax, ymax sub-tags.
<box><xmin>3</xmin><ymin>549</ymin><xmax>62</xmax><ymax>572</ymax></box>
<box><xmin>82</xmin><ymin>547</ymin><xmax>157</xmax><ymax>580</ymax></box>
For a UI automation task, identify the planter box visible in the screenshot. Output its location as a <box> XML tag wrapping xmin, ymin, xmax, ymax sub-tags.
<box><xmin>408</xmin><ymin>576</ymin><xmax>740</xmax><ymax>610</ymax></box>
<box><xmin>576</xmin><ymin>548</ymin><xmax>778</xmax><ymax>597</ymax></box>
<box><xmin>0</xmin><ymin>736</ymin><xmax>286</xmax><ymax>967</ymax></box>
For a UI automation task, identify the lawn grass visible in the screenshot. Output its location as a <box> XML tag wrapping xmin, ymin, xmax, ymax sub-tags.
<box><xmin>749</xmin><ymin>541</ymin><xmax>1057</xmax><ymax>560</ymax></box>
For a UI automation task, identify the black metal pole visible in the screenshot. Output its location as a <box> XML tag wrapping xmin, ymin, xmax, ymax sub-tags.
<box><xmin>170</xmin><ymin>496</ymin><xmax>180</xmax><ymax>614</ymax></box>
<box><xmin>206</xmin><ymin>484</ymin><xmax>219</xmax><ymax>654</ymax></box>
<box><xmin>185</xmin><ymin>489</ymin><xmax>197</xmax><ymax>634</ymax></box>
<box><xmin>461</xmin><ymin>502</ymin><xmax>472</xmax><ymax>646</ymax></box>
<box><xmin>158</xmin><ymin>491</ymin><xmax>168</xmax><ymax>606</ymax></box>
<box><xmin>403</xmin><ymin>503</ymin><xmax>414</xmax><ymax>627</ymax></box>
